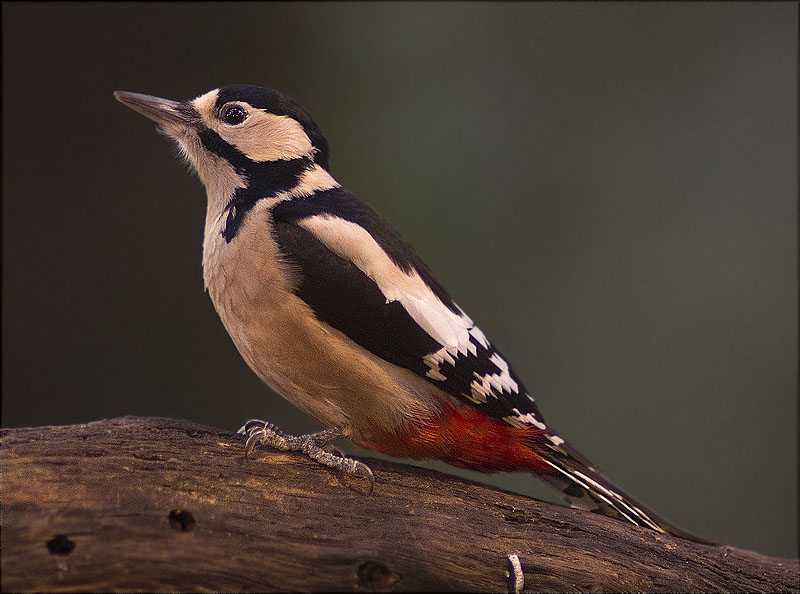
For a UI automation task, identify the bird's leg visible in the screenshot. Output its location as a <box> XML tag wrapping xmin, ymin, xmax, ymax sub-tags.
<box><xmin>237</xmin><ymin>419</ymin><xmax>375</xmax><ymax>493</ymax></box>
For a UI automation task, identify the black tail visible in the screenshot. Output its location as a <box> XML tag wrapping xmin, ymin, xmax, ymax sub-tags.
<box><xmin>538</xmin><ymin>433</ymin><xmax>715</xmax><ymax>544</ymax></box>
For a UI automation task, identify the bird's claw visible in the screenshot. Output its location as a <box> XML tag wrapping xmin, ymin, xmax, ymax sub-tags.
<box><xmin>238</xmin><ymin>418</ymin><xmax>375</xmax><ymax>493</ymax></box>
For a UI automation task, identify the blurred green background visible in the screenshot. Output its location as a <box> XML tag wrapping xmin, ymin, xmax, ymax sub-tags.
<box><xmin>2</xmin><ymin>3</ymin><xmax>796</xmax><ymax>558</ymax></box>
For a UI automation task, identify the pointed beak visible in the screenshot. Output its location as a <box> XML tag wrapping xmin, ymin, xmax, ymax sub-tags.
<box><xmin>114</xmin><ymin>91</ymin><xmax>194</xmax><ymax>129</ymax></box>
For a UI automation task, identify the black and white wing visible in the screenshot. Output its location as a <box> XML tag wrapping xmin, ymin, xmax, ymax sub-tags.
<box><xmin>270</xmin><ymin>187</ymin><xmax>548</xmax><ymax>431</ymax></box>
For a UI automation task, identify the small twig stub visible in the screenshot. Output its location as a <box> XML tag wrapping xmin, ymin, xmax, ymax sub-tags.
<box><xmin>506</xmin><ymin>552</ymin><xmax>524</xmax><ymax>593</ymax></box>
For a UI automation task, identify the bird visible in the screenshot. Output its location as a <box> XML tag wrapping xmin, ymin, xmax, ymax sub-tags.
<box><xmin>115</xmin><ymin>84</ymin><xmax>706</xmax><ymax>542</ymax></box>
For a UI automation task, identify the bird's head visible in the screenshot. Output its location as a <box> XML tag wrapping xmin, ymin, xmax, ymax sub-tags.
<box><xmin>114</xmin><ymin>85</ymin><xmax>336</xmax><ymax>240</ymax></box>
<box><xmin>115</xmin><ymin>84</ymin><xmax>329</xmax><ymax>185</ymax></box>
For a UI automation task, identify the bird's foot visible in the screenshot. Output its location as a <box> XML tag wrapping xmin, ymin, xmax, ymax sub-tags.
<box><xmin>237</xmin><ymin>419</ymin><xmax>375</xmax><ymax>493</ymax></box>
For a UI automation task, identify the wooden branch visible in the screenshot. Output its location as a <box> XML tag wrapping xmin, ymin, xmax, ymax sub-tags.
<box><xmin>1</xmin><ymin>417</ymin><xmax>797</xmax><ymax>593</ymax></box>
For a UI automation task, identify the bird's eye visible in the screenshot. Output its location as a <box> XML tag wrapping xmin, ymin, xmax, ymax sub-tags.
<box><xmin>222</xmin><ymin>105</ymin><xmax>247</xmax><ymax>125</ymax></box>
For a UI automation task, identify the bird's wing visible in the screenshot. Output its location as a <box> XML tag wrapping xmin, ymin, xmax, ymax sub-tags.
<box><xmin>271</xmin><ymin>188</ymin><xmax>548</xmax><ymax>431</ymax></box>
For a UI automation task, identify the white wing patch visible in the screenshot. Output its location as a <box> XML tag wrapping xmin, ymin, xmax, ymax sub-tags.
<box><xmin>298</xmin><ymin>214</ymin><xmax>473</xmax><ymax>350</ymax></box>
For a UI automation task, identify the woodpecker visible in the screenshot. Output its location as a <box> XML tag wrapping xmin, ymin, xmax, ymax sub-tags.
<box><xmin>115</xmin><ymin>84</ymin><xmax>706</xmax><ymax>541</ymax></box>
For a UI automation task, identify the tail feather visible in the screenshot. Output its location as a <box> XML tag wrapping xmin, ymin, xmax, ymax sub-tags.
<box><xmin>538</xmin><ymin>433</ymin><xmax>715</xmax><ymax>544</ymax></box>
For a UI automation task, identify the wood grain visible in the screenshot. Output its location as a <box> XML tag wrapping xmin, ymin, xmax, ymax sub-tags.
<box><xmin>1</xmin><ymin>417</ymin><xmax>797</xmax><ymax>592</ymax></box>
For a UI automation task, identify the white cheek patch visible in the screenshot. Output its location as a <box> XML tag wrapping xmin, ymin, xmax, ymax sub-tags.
<box><xmin>225</xmin><ymin>112</ymin><xmax>315</xmax><ymax>162</ymax></box>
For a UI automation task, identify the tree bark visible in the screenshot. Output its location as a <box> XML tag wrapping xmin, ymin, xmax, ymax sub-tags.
<box><xmin>1</xmin><ymin>416</ymin><xmax>797</xmax><ymax>593</ymax></box>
